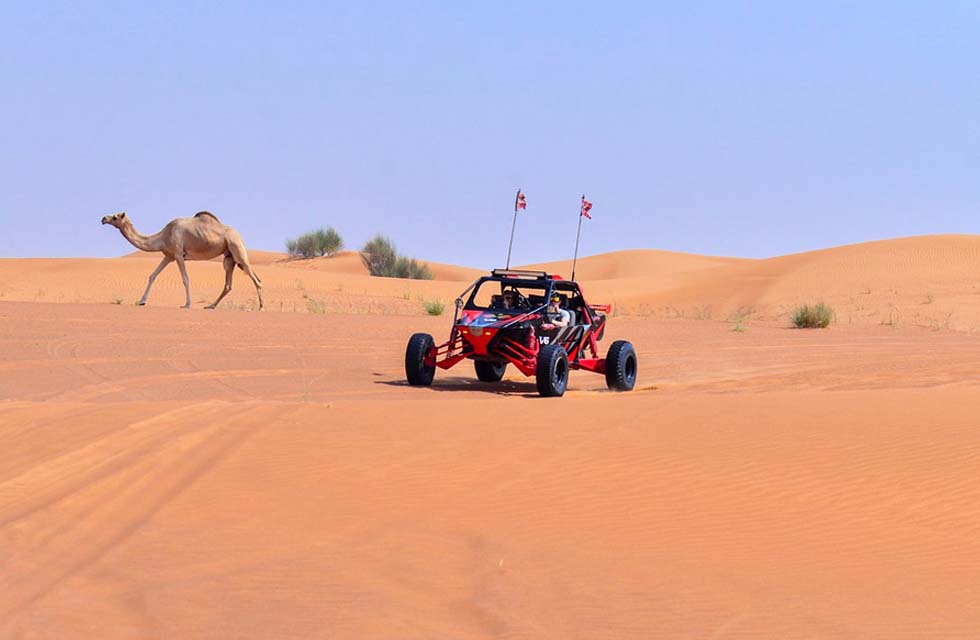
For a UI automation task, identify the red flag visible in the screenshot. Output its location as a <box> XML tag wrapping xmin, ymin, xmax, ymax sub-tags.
<box><xmin>515</xmin><ymin>189</ymin><xmax>527</xmax><ymax>211</ymax></box>
<box><xmin>580</xmin><ymin>196</ymin><xmax>592</xmax><ymax>219</ymax></box>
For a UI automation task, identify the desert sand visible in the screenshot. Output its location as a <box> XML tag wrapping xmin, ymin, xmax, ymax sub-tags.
<box><xmin>2</xmin><ymin>235</ymin><xmax>980</xmax><ymax>638</ymax></box>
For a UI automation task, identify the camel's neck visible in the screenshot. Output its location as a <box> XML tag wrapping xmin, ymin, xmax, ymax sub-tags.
<box><xmin>118</xmin><ymin>220</ymin><xmax>164</xmax><ymax>253</ymax></box>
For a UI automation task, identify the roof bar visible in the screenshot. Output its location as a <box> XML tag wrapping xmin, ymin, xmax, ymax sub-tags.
<box><xmin>490</xmin><ymin>268</ymin><xmax>550</xmax><ymax>279</ymax></box>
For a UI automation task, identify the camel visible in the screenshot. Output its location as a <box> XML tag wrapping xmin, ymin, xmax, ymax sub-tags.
<box><xmin>101</xmin><ymin>211</ymin><xmax>264</xmax><ymax>310</ymax></box>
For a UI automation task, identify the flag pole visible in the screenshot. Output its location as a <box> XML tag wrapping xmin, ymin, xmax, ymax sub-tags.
<box><xmin>506</xmin><ymin>188</ymin><xmax>520</xmax><ymax>268</ymax></box>
<box><xmin>571</xmin><ymin>194</ymin><xmax>585</xmax><ymax>281</ymax></box>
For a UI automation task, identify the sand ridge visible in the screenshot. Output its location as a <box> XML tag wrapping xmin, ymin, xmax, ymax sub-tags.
<box><xmin>5</xmin><ymin>234</ymin><xmax>979</xmax><ymax>331</ymax></box>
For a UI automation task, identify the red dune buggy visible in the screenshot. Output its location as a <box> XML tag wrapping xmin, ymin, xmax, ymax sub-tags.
<box><xmin>405</xmin><ymin>269</ymin><xmax>637</xmax><ymax>397</ymax></box>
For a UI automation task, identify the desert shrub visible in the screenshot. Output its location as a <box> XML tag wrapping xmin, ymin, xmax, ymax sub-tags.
<box><xmin>360</xmin><ymin>234</ymin><xmax>397</xmax><ymax>275</ymax></box>
<box><xmin>361</xmin><ymin>234</ymin><xmax>432</xmax><ymax>280</ymax></box>
<box><xmin>286</xmin><ymin>227</ymin><xmax>343</xmax><ymax>258</ymax></box>
<box><xmin>792</xmin><ymin>302</ymin><xmax>833</xmax><ymax>328</ymax></box>
<box><xmin>393</xmin><ymin>256</ymin><xmax>432</xmax><ymax>280</ymax></box>
<box><xmin>306</xmin><ymin>297</ymin><xmax>326</xmax><ymax>314</ymax></box>
<box><xmin>730</xmin><ymin>306</ymin><xmax>754</xmax><ymax>332</ymax></box>
<box><xmin>423</xmin><ymin>299</ymin><xmax>445</xmax><ymax>315</ymax></box>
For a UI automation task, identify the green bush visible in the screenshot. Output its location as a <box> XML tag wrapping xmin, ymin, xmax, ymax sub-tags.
<box><xmin>423</xmin><ymin>299</ymin><xmax>445</xmax><ymax>315</ymax></box>
<box><xmin>393</xmin><ymin>256</ymin><xmax>432</xmax><ymax>280</ymax></box>
<box><xmin>286</xmin><ymin>227</ymin><xmax>343</xmax><ymax>258</ymax></box>
<box><xmin>361</xmin><ymin>234</ymin><xmax>432</xmax><ymax>280</ymax></box>
<box><xmin>792</xmin><ymin>302</ymin><xmax>833</xmax><ymax>328</ymax></box>
<box><xmin>360</xmin><ymin>234</ymin><xmax>397</xmax><ymax>275</ymax></box>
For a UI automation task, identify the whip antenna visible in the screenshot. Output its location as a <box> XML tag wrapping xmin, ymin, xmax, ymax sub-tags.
<box><xmin>571</xmin><ymin>194</ymin><xmax>592</xmax><ymax>281</ymax></box>
<box><xmin>506</xmin><ymin>188</ymin><xmax>526</xmax><ymax>268</ymax></box>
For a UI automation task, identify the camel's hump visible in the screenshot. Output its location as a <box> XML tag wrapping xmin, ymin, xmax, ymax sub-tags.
<box><xmin>194</xmin><ymin>211</ymin><xmax>221</xmax><ymax>222</ymax></box>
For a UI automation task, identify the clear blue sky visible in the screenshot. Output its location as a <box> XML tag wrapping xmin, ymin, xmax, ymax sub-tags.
<box><xmin>2</xmin><ymin>2</ymin><xmax>977</xmax><ymax>266</ymax></box>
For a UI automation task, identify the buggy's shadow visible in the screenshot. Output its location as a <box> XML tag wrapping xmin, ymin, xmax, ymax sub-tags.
<box><xmin>376</xmin><ymin>377</ymin><xmax>539</xmax><ymax>397</ymax></box>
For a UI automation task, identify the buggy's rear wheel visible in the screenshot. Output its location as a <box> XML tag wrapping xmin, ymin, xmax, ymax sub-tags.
<box><xmin>405</xmin><ymin>333</ymin><xmax>436</xmax><ymax>386</ymax></box>
<box><xmin>474</xmin><ymin>360</ymin><xmax>507</xmax><ymax>382</ymax></box>
<box><xmin>605</xmin><ymin>340</ymin><xmax>637</xmax><ymax>391</ymax></box>
<box><xmin>536</xmin><ymin>344</ymin><xmax>569</xmax><ymax>397</ymax></box>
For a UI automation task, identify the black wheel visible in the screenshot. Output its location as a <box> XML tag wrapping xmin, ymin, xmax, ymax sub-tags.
<box><xmin>605</xmin><ymin>340</ymin><xmax>637</xmax><ymax>391</ymax></box>
<box><xmin>474</xmin><ymin>360</ymin><xmax>507</xmax><ymax>382</ymax></box>
<box><xmin>405</xmin><ymin>333</ymin><xmax>436</xmax><ymax>386</ymax></box>
<box><xmin>536</xmin><ymin>344</ymin><xmax>569</xmax><ymax>397</ymax></box>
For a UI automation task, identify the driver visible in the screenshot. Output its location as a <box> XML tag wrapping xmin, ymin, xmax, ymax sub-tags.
<box><xmin>541</xmin><ymin>292</ymin><xmax>571</xmax><ymax>330</ymax></box>
<box><xmin>501</xmin><ymin>287</ymin><xmax>529</xmax><ymax>310</ymax></box>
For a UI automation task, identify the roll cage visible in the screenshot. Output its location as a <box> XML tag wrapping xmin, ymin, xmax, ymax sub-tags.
<box><xmin>457</xmin><ymin>269</ymin><xmax>604</xmax><ymax>326</ymax></box>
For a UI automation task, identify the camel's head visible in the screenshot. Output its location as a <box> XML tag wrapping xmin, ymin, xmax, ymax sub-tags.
<box><xmin>101</xmin><ymin>212</ymin><xmax>127</xmax><ymax>228</ymax></box>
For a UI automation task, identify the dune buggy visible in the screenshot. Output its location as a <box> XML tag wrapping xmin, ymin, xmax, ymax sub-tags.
<box><xmin>405</xmin><ymin>269</ymin><xmax>637</xmax><ymax>397</ymax></box>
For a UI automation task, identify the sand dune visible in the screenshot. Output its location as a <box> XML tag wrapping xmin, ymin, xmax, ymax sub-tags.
<box><xmin>641</xmin><ymin>234</ymin><xmax>980</xmax><ymax>327</ymax></box>
<box><xmin>0</xmin><ymin>253</ymin><xmax>478</xmax><ymax>316</ymax></box>
<box><xmin>526</xmin><ymin>234</ymin><xmax>980</xmax><ymax>331</ymax></box>
<box><xmin>270</xmin><ymin>250</ymin><xmax>485</xmax><ymax>281</ymax></box>
<box><xmin>8</xmin><ymin>234</ymin><xmax>980</xmax><ymax>333</ymax></box>
<box><xmin>123</xmin><ymin>248</ymin><xmax>484</xmax><ymax>281</ymax></box>
<box><xmin>3</xmin><ymin>235</ymin><xmax>980</xmax><ymax>637</ymax></box>
<box><xmin>521</xmin><ymin>247</ymin><xmax>747</xmax><ymax>281</ymax></box>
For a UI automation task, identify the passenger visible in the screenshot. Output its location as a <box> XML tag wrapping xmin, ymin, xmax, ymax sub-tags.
<box><xmin>541</xmin><ymin>292</ymin><xmax>570</xmax><ymax>330</ymax></box>
<box><xmin>500</xmin><ymin>290</ymin><xmax>516</xmax><ymax>310</ymax></box>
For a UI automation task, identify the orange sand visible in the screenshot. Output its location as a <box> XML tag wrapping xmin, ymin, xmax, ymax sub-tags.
<box><xmin>2</xmin><ymin>235</ymin><xmax>980</xmax><ymax>638</ymax></box>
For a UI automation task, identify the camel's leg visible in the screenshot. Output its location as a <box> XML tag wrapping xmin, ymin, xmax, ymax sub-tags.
<box><xmin>239</xmin><ymin>262</ymin><xmax>264</xmax><ymax>310</ymax></box>
<box><xmin>227</xmin><ymin>242</ymin><xmax>263</xmax><ymax>310</ymax></box>
<box><xmin>175</xmin><ymin>255</ymin><xmax>192</xmax><ymax>309</ymax></box>
<box><xmin>139</xmin><ymin>255</ymin><xmax>174</xmax><ymax>306</ymax></box>
<box><xmin>206</xmin><ymin>256</ymin><xmax>236</xmax><ymax>309</ymax></box>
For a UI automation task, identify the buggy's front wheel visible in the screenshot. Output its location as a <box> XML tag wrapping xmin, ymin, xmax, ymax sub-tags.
<box><xmin>536</xmin><ymin>344</ymin><xmax>569</xmax><ymax>397</ymax></box>
<box><xmin>604</xmin><ymin>340</ymin><xmax>637</xmax><ymax>391</ymax></box>
<box><xmin>405</xmin><ymin>333</ymin><xmax>436</xmax><ymax>386</ymax></box>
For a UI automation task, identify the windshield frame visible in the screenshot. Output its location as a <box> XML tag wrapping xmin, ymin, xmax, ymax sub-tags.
<box><xmin>463</xmin><ymin>276</ymin><xmax>557</xmax><ymax>313</ymax></box>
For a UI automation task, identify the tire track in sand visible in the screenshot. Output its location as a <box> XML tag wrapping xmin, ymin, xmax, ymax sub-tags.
<box><xmin>0</xmin><ymin>401</ymin><xmax>292</xmax><ymax>624</ymax></box>
<box><xmin>45</xmin><ymin>369</ymin><xmax>297</xmax><ymax>402</ymax></box>
<box><xmin>0</xmin><ymin>403</ymin><xmax>214</xmax><ymax>525</ymax></box>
